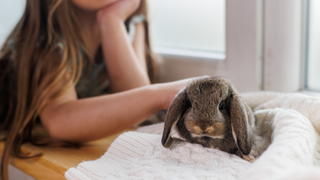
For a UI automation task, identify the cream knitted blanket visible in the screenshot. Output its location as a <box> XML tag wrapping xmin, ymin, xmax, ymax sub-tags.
<box><xmin>65</xmin><ymin>92</ymin><xmax>320</xmax><ymax>180</ymax></box>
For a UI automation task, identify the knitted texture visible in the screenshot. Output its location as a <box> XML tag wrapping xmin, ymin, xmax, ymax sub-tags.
<box><xmin>65</xmin><ymin>91</ymin><xmax>320</xmax><ymax>180</ymax></box>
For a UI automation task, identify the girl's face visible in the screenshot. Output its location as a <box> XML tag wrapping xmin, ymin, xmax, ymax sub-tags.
<box><xmin>71</xmin><ymin>0</ymin><xmax>117</xmax><ymax>11</ymax></box>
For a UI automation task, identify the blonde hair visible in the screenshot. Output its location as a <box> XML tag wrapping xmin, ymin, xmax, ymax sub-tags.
<box><xmin>0</xmin><ymin>0</ymin><xmax>158</xmax><ymax>179</ymax></box>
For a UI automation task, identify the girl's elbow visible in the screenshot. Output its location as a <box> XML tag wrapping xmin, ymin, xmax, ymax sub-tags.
<box><xmin>41</xmin><ymin>115</ymin><xmax>69</xmax><ymax>142</ymax></box>
<box><xmin>43</xmin><ymin>118</ymin><xmax>64</xmax><ymax>141</ymax></box>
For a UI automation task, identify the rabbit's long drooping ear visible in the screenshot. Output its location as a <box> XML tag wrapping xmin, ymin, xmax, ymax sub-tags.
<box><xmin>162</xmin><ymin>89</ymin><xmax>189</xmax><ymax>148</ymax></box>
<box><xmin>229</xmin><ymin>93</ymin><xmax>252</xmax><ymax>155</ymax></box>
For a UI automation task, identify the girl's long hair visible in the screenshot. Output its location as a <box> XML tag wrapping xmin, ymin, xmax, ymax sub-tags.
<box><xmin>0</xmin><ymin>0</ymin><xmax>158</xmax><ymax>179</ymax></box>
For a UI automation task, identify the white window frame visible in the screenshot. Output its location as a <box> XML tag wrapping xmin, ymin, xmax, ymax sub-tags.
<box><xmin>154</xmin><ymin>0</ymin><xmax>263</xmax><ymax>93</ymax></box>
<box><xmin>302</xmin><ymin>0</ymin><xmax>320</xmax><ymax>92</ymax></box>
<box><xmin>154</xmin><ymin>0</ymin><xmax>320</xmax><ymax>94</ymax></box>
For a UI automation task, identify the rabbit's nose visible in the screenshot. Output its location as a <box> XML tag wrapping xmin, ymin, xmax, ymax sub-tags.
<box><xmin>194</xmin><ymin>126</ymin><xmax>214</xmax><ymax>134</ymax></box>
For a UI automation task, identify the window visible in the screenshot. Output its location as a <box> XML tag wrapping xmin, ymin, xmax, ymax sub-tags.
<box><xmin>148</xmin><ymin>0</ymin><xmax>225</xmax><ymax>58</ymax></box>
<box><xmin>306</xmin><ymin>0</ymin><xmax>320</xmax><ymax>91</ymax></box>
<box><xmin>149</xmin><ymin>0</ymin><xmax>262</xmax><ymax>92</ymax></box>
<box><xmin>150</xmin><ymin>0</ymin><xmax>319</xmax><ymax>93</ymax></box>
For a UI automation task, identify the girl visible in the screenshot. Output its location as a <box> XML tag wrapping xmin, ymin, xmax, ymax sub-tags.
<box><xmin>0</xmin><ymin>0</ymin><xmax>191</xmax><ymax>179</ymax></box>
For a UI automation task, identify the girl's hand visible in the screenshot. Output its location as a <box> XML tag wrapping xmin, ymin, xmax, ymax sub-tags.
<box><xmin>97</xmin><ymin>0</ymin><xmax>140</xmax><ymax>25</ymax></box>
<box><xmin>158</xmin><ymin>76</ymin><xmax>210</xmax><ymax>110</ymax></box>
<box><xmin>157</xmin><ymin>78</ymin><xmax>191</xmax><ymax>110</ymax></box>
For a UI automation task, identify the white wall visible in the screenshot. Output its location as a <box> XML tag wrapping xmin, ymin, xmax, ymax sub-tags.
<box><xmin>0</xmin><ymin>0</ymin><xmax>25</xmax><ymax>47</ymax></box>
<box><xmin>263</xmin><ymin>0</ymin><xmax>302</xmax><ymax>92</ymax></box>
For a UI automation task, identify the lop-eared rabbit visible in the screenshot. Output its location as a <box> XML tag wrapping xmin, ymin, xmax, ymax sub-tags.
<box><xmin>161</xmin><ymin>76</ymin><xmax>258</xmax><ymax>161</ymax></box>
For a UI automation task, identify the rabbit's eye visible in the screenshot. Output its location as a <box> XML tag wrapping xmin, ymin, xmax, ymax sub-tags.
<box><xmin>219</xmin><ymin>101</ymin><xmax>224</xmax><ymax>110</ymax></box>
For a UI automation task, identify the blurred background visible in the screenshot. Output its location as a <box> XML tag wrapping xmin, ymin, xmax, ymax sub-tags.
<box><xmin>0</xmin><ymin>0</ymin><xmax>319</xmax><ymax>93</ymax></box>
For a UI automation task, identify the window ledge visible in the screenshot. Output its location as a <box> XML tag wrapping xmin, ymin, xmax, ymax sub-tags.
<box><xmin>299</xmin><ymin>90</ymin><xmax>320</xmax><ymax>98</ymax></box>
<box><xmin>153</xmin><ymin>46</ymin><xmax>225</xmax><ymax>61</ymax></box>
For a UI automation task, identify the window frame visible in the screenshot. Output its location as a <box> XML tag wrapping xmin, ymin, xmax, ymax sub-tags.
<box><xmin>154</xmin><ymin>0</ymin><xmax>319</xmax><ymax>94</ymax></box>
<box><xmin>153</xmin><ymin>0</ymin><xmax>264</xmax><ymax>93</ymax></box>
<box><xmin>304</xmin><ymin>0</ymin><xmax>320</xmax><ymax>92</ymax></box>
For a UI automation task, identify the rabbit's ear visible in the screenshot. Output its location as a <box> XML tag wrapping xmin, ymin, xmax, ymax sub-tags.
<box><xmin>229</xmin><ymin>94</ymin><xmax>252</xmax><ymax>155</ymax></box>
<box><xmin>162</xmin><ymin>89</ymin><xmax>189</xmax><ymax>148</ymax></box>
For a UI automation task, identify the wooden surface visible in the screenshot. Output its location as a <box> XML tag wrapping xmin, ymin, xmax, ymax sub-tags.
<box><xmin>0</xmin><ymin>131</ymin><xmax>125</xmax><ymax>180</ymax></box>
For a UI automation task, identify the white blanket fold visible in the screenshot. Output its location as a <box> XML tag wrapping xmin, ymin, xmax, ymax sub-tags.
<box><xmin>65</xmin><ymin>92</ymin><xmax>320</xmax><ymax>180</ymax></box>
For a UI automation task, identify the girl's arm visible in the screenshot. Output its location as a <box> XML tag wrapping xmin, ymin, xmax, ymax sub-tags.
<box><xmin>98</xmin><ymin>0</ymin><xmax>150</xmax><ymax>93</ymax></box>
<box><xmin>39</xmin><ymin>0</ymin><xmax>187</xmax><ymax>143</ymax></box>
<box><xmin>39</xmin><ymin>79</ymin><xmax>189</xmax><ymax>143</ymax></box>
<box><xmin>132</xmin><ymin>23</ymin><xmax>147</xmax><ymax>72</ymax></box>
<box><xmin>100</xmin><ymin>19</ymin><xmax>149</xmax><ymax>92</ymax></box>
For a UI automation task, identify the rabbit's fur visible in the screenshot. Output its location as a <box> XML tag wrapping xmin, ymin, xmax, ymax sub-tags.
<box><xmin>162</xmin><ymin>76</ymin><xmax>256</xmax><ymax>160</ymax></box>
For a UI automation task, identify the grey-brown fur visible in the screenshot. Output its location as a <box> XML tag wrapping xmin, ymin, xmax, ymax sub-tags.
<box><xmin>161</xmin><ymin>76</ymin><xmax>254</xmax><ymax>159</ymax></box>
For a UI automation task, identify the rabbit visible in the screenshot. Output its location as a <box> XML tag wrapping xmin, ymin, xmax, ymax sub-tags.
<box><xmin>161</xmin><ymin>76</ymin><xmax>256</xmax><ymax>160</ymax></box>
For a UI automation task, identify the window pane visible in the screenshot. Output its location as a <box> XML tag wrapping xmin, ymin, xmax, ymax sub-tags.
<box><xmin>0</xmin><ymin>0</ymin><xmax>25</xmax><ymax>47</ymax></box>
<box><xmin>307</xmin><ymin>0</ymin><xmax>320</xmax><ymax>90</ymax></box>
<box><xmin>148</xmin><ymin>0</ymin><xmax>225</xmax><ymax>53</ymax></box>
